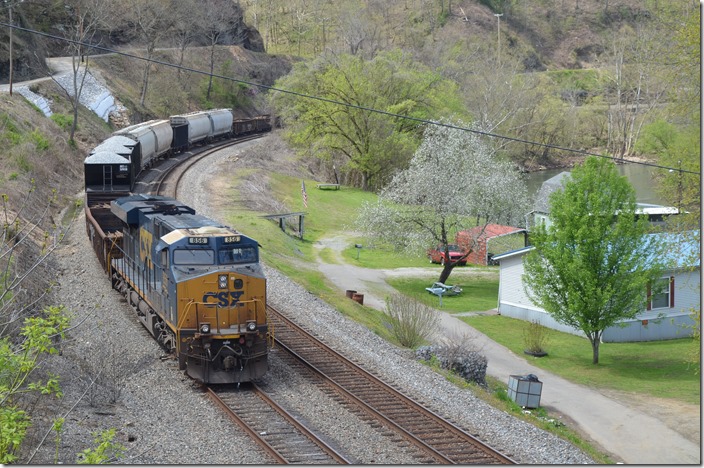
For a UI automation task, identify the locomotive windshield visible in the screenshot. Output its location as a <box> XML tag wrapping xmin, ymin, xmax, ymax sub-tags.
<box><xmin>219</xmin><ymin>246</ymin><xmax>257</xmax><ymax>264</ymax></box>
<box><xmin>173</xmin><ymin>249</ymin><xmax>215</xmax><ymax>265</ymax></box>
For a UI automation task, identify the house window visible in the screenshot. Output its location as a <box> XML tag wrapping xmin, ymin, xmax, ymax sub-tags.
<box><xmin>647</xmin><ymin>276</ymin><xmax>674</xmax><ymax>310</ymax></box>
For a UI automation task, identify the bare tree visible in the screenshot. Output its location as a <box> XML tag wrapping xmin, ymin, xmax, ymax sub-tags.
<box><xmin>43</xmin><ymin>0</ymin><xmax>112</xmax><ymax>141</ymax></box>
<box><xmin>171</xmin><ymin>0</ymin><xmax>201</xmax><ymax>80</ymax></box>
<box><xmin>199</xmin><ymin>0</ymin><xmax>246</xmax><ymax>101</ymax></box>
<box><xmin>120</xmin><ymin>0</ymin><xmax>178</xmax><ymax>107</ymax></box>
<box><xmin>0</xmin><ymin>184</ymin><xmax>76</xmax><ymax>338</ymax></box>
<box><xmin>599</xmin><ymin>23</ymin><xmax>669</xmax><ymax>159</ymax></box>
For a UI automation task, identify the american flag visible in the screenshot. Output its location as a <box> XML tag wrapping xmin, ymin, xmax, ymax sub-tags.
<box><xmin>301</xmin><ymin>180</ymin><xmax>308</xmax><ymax>208</ymax></box>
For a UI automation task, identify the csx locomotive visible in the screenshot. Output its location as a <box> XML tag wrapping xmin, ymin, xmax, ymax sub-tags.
<box><xmin>84</xmin><ymin>111</ymin><xmax>271</xmax><ymax>383</ymax></box>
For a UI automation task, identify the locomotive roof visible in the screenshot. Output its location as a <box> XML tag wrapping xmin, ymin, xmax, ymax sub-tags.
<box><xmin>160</xmin><ymin>225</ymin><xmax>242</xmax><ymax>246</ymax></box>
<box><xmin>112</xmin><ymin>194</ymin><xmax>195</xmax><ymax>224</ymax></box>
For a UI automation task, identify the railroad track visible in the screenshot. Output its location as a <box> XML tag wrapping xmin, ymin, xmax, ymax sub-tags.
<box><xmin>134</xmin><ymin>133</ymin><xmax>266</xmax><ymax>198</ymax></box>
<box><xmin>206</xmin><ymin>384</ymin><xmax>351</xmax><ymax>464</ymax></box>
<box><xmin>268</xmin><ymin>305</ymin><xmax>517</xmax><ymax>465</ymax></box>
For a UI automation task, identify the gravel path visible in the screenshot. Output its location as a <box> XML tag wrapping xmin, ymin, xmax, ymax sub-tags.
<box><xmin>22</xmin><ymin>138</ymin><xmax>595</xmax><ymax>464</ymax></box>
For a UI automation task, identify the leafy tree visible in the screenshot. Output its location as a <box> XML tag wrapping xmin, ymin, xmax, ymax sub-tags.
<box><xmin>270</xmin><ymin>49</ymin><xmax>467</xmax><ymax>191</ymax></box>
<box><xmin>522</xmin><ymin>157</ymin><xmax>665</xmax><ymax>364</ymax></box>
<box><xmin>76</xmin><ymin>429</ymin><xmax>124</xmax><ymax>464</ymax></box>
<box><xmin>356</xmin><ymin>120</ymin><xmax>528</xmax><ymax>284</ymax></box>
<box><xmin>0</xmin><ymin>306</ymin><xmax>68</xmax><ymax>463</ymax></box>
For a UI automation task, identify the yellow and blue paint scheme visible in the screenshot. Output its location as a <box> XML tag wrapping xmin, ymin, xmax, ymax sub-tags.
<box><xmin>109</xmin><ymin>194</ymin><xmax>268</xmax><ymax>384</ymax></box>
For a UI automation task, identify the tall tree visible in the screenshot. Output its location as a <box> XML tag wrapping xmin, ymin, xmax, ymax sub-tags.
<box><xmin>356</xmin><ymin>120</ymin><xmax>528</xmax><ymax>284</ymax></box>
<box><xmin>522</xmin><ymin>157</ymin><xmax>665</xmax><ymax>364</ymax></box>
<box><xmin>200</xmin><ymin>0</ymin><xmax>245</xmax><ymax>101</ymax></box>
<box><xmin>49</xmin><ymin>0</ymin><xmax>112</xmax><ymax>142</ymax></box>
<box><xmin>121</xmin><ymin>0</ymin><xmax>177</xmax><ymax>107</ymax></box>
<box><xmin>271</xmin><ymin>49</ymin><xmax>466</xmax><ymax>191</ymax></box>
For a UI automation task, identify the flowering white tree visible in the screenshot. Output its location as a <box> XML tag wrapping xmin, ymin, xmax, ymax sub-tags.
<box><xmin>356</xmin><ymin>121</ymin><xmax>528</xmax><ymax>284</ymax></box>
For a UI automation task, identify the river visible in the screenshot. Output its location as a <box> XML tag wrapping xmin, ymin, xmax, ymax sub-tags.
<box><xmin>522</xmin><ymin>162</ymin><xmax>668</xmax><ymax>206</ymax></box>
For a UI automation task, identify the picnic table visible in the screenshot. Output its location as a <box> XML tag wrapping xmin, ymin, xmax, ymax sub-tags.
<box><xmin>425</xmin><ymin>282</ymin><xmax>462</xmax><ymax>296</ymax></box>
<box><xmin>316</xmin><ymin>183</ymin><xmax>340</xmax><ymax>190</ymax></box>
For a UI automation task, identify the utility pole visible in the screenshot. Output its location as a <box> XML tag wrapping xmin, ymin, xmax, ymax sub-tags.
<box><xmin>494</xmin><ymin>13</ymin><xmax>503</xmax><ymax>66</ymax></box>
<box><xmin>8</xmin><ymin>1</ymin><xmax>13</xmax><ymax>96</ymax></box>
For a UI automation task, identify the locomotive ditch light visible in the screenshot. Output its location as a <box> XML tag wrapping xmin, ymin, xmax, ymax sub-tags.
<box><xmin>218</xmin><ymin>275</ymin><xmax>228</xmax><ymax>289</ymax></box>
<box><xmin>246</xmin><ymin>321</ymin><xmax>257</xmax><ymax>332</ymax></box>
<box><xmin>200</xmin><ymin>323</ymin><xmax>211</xmax><ymax>334</ymax></box>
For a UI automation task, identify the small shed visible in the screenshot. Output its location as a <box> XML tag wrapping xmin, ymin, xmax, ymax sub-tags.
<box><xmin>456</xmin><ymin>224</ymin><xmax>527</xmax><ymax>266</ymax></box>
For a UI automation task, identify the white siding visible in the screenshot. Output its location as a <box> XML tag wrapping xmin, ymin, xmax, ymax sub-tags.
<box><xmin>498</xmin><ymin>250</ymin><xmax>701</xmax><ymax>342</ymax></box>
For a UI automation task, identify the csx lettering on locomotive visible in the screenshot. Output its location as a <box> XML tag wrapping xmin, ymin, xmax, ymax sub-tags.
<box><xmin>203</xmin><ymin>291</ymin><xmax>245</xmax><ymax>307</ymax></box>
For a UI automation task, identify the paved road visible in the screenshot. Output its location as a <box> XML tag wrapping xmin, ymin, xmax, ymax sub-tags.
<box><xmin>314</xmin><ymin>235</ymin><xmax>701</xmax><ymax>465</ymax></box>
<box><xmin>0</xmin><ymin>57</ymin><xmax>76</xmax><ymax>93</ymax></box>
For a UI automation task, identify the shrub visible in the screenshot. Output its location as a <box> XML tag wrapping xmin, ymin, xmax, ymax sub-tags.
<box><xmin>383</xmin><ymin>292</ymin><xmax>439</xmax><ymax>348</ymax></box>
<box><xmin>522</xmin><ymin>319</ymin><xmax>551</xmax><ymax>355</ymax></box>
<box><xmin>50</xmin><ymin>114</ymin><xmax>73</xmax><ymax>132</ymax></box>
<box><xmin>416</xmin><ymin>343</ymin><xmax>488</xmax><ymax>386</ymax></box>
<box><xmin>76</xmin><ymin>429</ymin><xmax>124</xmax><ymax>464</ymax></box>
<box><xmin>28</xmin><ymin>130</ymin><xmax>50</xmax><ymax>151</ymax></box>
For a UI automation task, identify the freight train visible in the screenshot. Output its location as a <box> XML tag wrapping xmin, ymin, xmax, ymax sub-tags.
<box><xmin>84</xmin><ymin>110</ymin><xmax>271</xmax><ymax>384</ymax></box>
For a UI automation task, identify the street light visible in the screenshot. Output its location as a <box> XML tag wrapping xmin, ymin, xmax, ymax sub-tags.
<box><xmin>494</xmin><ymin>13</ymin><xmax>503</xmax><ymax>66</ymax></box>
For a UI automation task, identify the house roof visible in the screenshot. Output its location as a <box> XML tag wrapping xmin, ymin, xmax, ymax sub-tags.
<box><xmin>461</xmin><ymin>224</ymin><xmax>525</xmax><ymax>241</ymax></box>
<box><xmin>492</xmin><ymin>246</ymin><xmax>533</xmax><ymax>261</ymax></box>
<box><xmin>533</xmin><ymin>171</ymin><xmax>571</xmax><ymax>213</ymax></box>
<box><xmin>494</xmin><ymin>230</ymin><xmax>700</xmax><ymax>269</ymax></box>
<box><xmin>532</xmin><ymin>171</ymin><xmax>678</xmax><ymax>216</ymax></box>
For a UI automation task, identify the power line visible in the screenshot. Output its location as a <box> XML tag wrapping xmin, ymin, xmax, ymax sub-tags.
<box><xmin>0</xmin><ymin>21</ymin><xmax>699</xmax><ymax>177</ymax></box>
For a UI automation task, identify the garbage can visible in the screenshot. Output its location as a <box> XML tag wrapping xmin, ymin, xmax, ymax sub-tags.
<box><xmin>352</xmin><ymin>293</ymin><xmax>364</xmax><ymax>305</ymax></box>
<box><xmin>507</xmin><ymin>374</ymin><xmax>542</xmax><ymax>408</ymax></box>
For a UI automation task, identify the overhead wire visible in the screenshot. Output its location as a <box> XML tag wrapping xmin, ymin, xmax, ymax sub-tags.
<box><xmin>0</xmin><ymin>21</ymin><xmax>699</xmax><ymax>177</ymax></box>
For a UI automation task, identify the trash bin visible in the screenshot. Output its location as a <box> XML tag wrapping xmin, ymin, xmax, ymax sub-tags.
<box><xmin>352</xmin><ymin>293</ymin><xmax>364</xmax><ymax>305</ymax></box>
<box><xmin>507</xmin><ymin>374</ymin><xmax>542</xmax><ymax>408</ymax></box>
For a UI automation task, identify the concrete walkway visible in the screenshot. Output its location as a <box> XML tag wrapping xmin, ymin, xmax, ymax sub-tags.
<box><xmin>314</xmin><ymin>237</ymin><xmax>701</xmax><ymax>465</ymax></box>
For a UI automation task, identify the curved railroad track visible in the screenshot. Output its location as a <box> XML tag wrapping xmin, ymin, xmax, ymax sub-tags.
<box><xmin>206</xmin><ymin>384</ymin><xmax>351</xmax><ymax>464</ymax></box>
<box><xmin>268</xmin><ymin>305</ymin><xmax>517</xmax><ymax>465</ymax></box>
<box><xmin>136</xmin><ymin>133</ymin><xmax>266</xmax><ymax>198</ymax></box>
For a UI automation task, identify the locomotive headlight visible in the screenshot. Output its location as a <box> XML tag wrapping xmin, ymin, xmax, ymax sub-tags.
<box><xmin>246</xmin><ymin>321</ymin><xmax>257</xmax><ymax>332</ymax></box>
<box><xmin>218</xmin><ymin>275</ymin><xmax>228</xmax><ymax>289</ymax></box>
<box><xmin>200</xmin><ymin>323</ymin><xmax>211</xmax><ymax>334</ymax></box>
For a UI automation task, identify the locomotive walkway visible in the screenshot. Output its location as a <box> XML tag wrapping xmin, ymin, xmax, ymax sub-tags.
<box><xmin>314</xmin><ymin>235</ymin><xmax>701</xmax><ymax>465</ymax></box>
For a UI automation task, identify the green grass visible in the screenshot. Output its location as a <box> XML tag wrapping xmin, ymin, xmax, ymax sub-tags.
<box><xmin>341</xmin><ymin>241</ymin><xmax>431</xmax><ymax>268</ymax></box>
<box><xmin>461</xmin><ymin>314</ymin><xmax>700</xmax><ymax>405</ymax></box>
<box><xmin>386</xmin><ymin>274</ymin><xmax>500</xmax><ymax>312</ymax></box>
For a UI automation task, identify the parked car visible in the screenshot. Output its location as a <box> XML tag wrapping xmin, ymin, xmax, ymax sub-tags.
<box><xmin>427</xmin><ymin>244</ymin><xmax>467</xmax><ymax>266</ymax></box>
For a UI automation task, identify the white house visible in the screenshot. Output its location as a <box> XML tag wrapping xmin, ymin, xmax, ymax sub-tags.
<box><xmin>494</xmin><ymin>231</ymin><xmax>700</xmax><ymax>342</ymax></box>
<box><xmin>526</xmin><ymin>171</ymin><xmax>681</xmax><ymax>230</ymax></box>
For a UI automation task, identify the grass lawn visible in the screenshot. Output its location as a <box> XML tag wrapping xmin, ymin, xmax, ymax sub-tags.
<box><xmin>386</xmin><ymin>275</ymin><xmax>499</xmax><ymax>312</ymax></box>
<box><xmin>462</xmin><ymin>314</ymin><xmax>700</xmax><ymax>405</ymax></box>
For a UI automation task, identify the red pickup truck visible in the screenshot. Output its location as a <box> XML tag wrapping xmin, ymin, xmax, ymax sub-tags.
<box><xmin>427</xmin><ymin>244</ymin><xmax>467</xmax><ymax>266</ymax></box>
